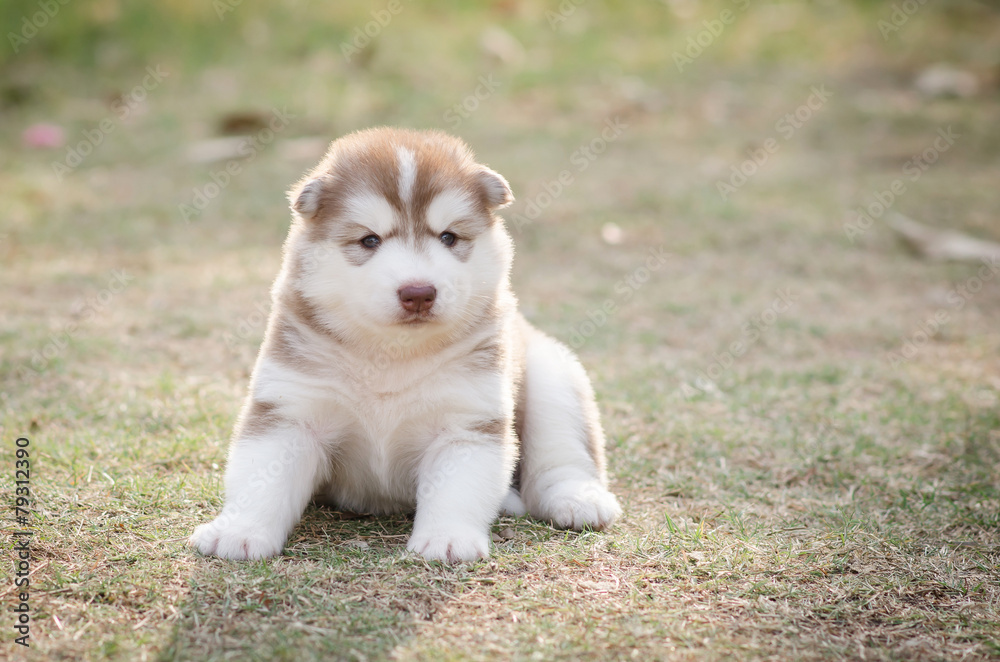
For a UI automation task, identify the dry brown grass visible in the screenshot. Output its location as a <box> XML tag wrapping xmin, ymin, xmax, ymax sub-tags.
<box><xmin>2</xmin><ymin>1</ymin><xmax>1000</xmax><ymax>660</ymax></box>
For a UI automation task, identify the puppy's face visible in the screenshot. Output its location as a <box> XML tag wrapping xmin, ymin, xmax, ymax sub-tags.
<box><xmin>288</xmin><ymin>129</ymin><xmax>514</xmax><ymax>346</ymax></box>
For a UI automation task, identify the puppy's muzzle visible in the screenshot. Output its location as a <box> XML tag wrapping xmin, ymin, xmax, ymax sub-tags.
<box><xmin>398</xmin><ymin>284</ymin><xmax>437</xmax><ymax>314</ymax></box>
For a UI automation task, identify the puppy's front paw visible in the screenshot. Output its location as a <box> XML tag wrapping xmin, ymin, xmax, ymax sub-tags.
<box><xmin>407</xmin><ymin>526</ymin><xmax>490</xmax><ymax>563</ymax></box>
<box><xmin>189</xmin><ymin>518</ymin><xmax>285</xmax><ymax>560</ymax></box>
<box><xmin>537</xmin><ymin>480</ymin><xmax>622</xmax><ymax>531</ymax></box>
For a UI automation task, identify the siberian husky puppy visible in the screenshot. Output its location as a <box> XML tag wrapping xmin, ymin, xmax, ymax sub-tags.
<box><xmin>190</xmin><ymin>128</ymin><xmax>620</xmax><ymax>562</ymax></box>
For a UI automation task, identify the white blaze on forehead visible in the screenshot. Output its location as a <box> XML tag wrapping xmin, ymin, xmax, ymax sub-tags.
<box><xmin>343</xmin><ymin>190</ymin><xmax>397</xmax><ymax>236</ymax></box>
<box><xmin>396</xmin><ymin>146</ymin><xmax>417</xmax><ymax>206</ymax></box>
<box><xmin>425</xmin><ymin>188</ymin><xmax>477</xmax><ymax>234</ymax></box>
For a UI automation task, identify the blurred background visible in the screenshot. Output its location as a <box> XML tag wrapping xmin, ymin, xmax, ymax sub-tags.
<box><xmin>3</xmin><ymin>0</ymin><xmax>999</xmax><ymax>400</ymax></box>
<box><xmin>2</xmin><ymin>2</ymin><xmax>1000</xmax><ymax>659</ymax></box>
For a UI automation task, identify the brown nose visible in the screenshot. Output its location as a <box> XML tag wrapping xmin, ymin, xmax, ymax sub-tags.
<box><xmin>398</xmin><ymin>284</ymin><xmax>436</xmax><ymax>313</ymax></box>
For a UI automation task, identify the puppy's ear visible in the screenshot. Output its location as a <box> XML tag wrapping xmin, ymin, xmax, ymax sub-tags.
<box><xmin>289</xmin><ymin>178</ymin><xmax>327</xmax><ymax>219</ymax></box>
<box><xmin>476</xmin><ymin>166</ymin><xmax>514</xmax><ymax>210</ymax></box>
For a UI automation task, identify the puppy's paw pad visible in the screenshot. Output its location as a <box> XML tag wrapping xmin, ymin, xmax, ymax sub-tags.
<box><xmin>407</xmin><ymin>530</ymin><xmax>489</xmax><ymax>563</ymax></box>
<box><xmin>542</xmin><ymin>482</ymin><xmax>622</xmax><ymax>531</ymax></box>
<box><xmin>189</xmin><ymin>519</ymin><xmax>284</xmax><ymax>560</ymax></box>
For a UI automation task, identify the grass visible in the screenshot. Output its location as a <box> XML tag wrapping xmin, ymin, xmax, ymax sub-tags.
<box><xmin>2</xmin><ymin>0</ymin><xmax>1000</xmax><ymax>659</ymax></box>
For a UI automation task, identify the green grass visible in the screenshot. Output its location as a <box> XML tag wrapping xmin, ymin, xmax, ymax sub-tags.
<box><xmin>2</xmin><ymin>0</ymin><xmax>1000</xmax><ymax>660</ymax></box>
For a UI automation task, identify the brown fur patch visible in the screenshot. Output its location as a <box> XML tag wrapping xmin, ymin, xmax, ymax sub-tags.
<box><xmin>467</xmin><ymin>338</ymin><xmax>502</xmax><ymax>373</ymax></box>
<box><xmin>450</xmin><ymin>240</ymin><xmax>474</xmax><ymax>262</ymax></box>
<box><xmin>266</xmin><ymin>317</ymin><xmax>310</xmax><ymax>371</ymax></box>
<box><xmin>265</xmin><ymin>301</ymin><xmax>342</xmax><ymax>375</ymax></box>
<box><xmin>439</xmin><ymin>213</ymin><xmax>492</xmax><ymax>240</ymax></box>
<box><xmin>291</xmin><ymin>129</ymin><xmax>503</xmax><ymax>249</ymax></box>
<box><xmin>471</xmin><ymin>418</ymin><xmax>506</xmax><ymax>438</ymax></box>
<box><xmin>327</xmin><ymin>221</ymin><xmax>380</xmax><ymax>266</ymax></box>
<box><xmin>239</xmin><ymin>399</ymin><xmax>285</xmax><ymax>438</ymax></box>
<box><xmin>284</xmin><ymin>290</ymin><xmax>345</xmax><ymax>344</ymax></box>
<box><xmin>435</xmin><ymin>222</ymin><xmax>480</xmax><ymax>263</ymax></box>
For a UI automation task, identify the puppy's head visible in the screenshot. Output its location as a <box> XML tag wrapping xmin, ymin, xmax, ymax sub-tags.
<box><xmin>287</xmin><ymin>128</ymin><xmax>514</xmax><ymax>348</ymax></box>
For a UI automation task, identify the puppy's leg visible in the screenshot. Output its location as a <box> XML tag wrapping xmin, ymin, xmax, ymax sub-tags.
<box><xmin>190</xmin><ymin>415</ymin><xmax>325</xmax><ymax>560</ymax></box>
<box><xmin>407</xmin><ymin>421</ymin><xmax>515</xmax><ymax>563</ymax></box>
<box><xmin>499</xmin><ymin>486</ymin><xmax>527</xmax><ymax>517</ymax></box>
<box><xmin>518</xmin><ymin>332</ymin><xmax>621</xmax><ymax>530</ymax></box>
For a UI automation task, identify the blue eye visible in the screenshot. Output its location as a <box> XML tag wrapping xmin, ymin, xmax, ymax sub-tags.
<box><xmin>361</xmin><ymin>235</ymin><xmax>381</xmax><ymax>249</ymax></box>
<box><xmin>440</xmin><ymin>232</ymin><xmax>457</xmax><ymax>247</ymax></box>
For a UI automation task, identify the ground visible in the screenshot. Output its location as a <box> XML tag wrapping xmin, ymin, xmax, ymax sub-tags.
<box><xmin>1</xmin><ymin>1</ymin><xmax>999</xmax><ymax>660</ymax></box>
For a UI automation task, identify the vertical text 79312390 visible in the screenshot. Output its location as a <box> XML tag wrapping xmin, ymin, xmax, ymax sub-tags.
<box><xmin>12</xmin><ymin>437</ymin><xmax>32</xmax><ymax>647</ymax></box>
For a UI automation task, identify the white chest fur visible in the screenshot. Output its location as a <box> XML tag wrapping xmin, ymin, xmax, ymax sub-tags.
<box><xmin>249</xmin><ymin>333</ymin><xmax>506</xmax><ymax>514</ymax></box>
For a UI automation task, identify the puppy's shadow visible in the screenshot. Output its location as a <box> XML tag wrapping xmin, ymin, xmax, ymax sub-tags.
<box><xmin>286</xmin><ymin>502</ymin><xmax>415</xmax><ymax>557</ymax></box>
<box><xmin>163</xmin><ymin>508</ymin><xmax>435</xmax><ymax>661</ymax></box>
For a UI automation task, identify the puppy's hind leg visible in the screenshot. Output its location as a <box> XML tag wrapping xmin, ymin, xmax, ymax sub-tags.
<box><xmin>517</xmin><ymin>331</ymin><xmax>621</xmax><ymax>530</ymax></box>
<box><xmin>499</xmin><ymin>486</ymin><xmax>527</xmax><ymax>517</ymax></box>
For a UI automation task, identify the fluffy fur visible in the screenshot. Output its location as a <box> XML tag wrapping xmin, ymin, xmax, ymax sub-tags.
<box><xmin>190</xmin><ymin>128</ymin><xmax>621</xmax><ymax>563</ymax></box>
